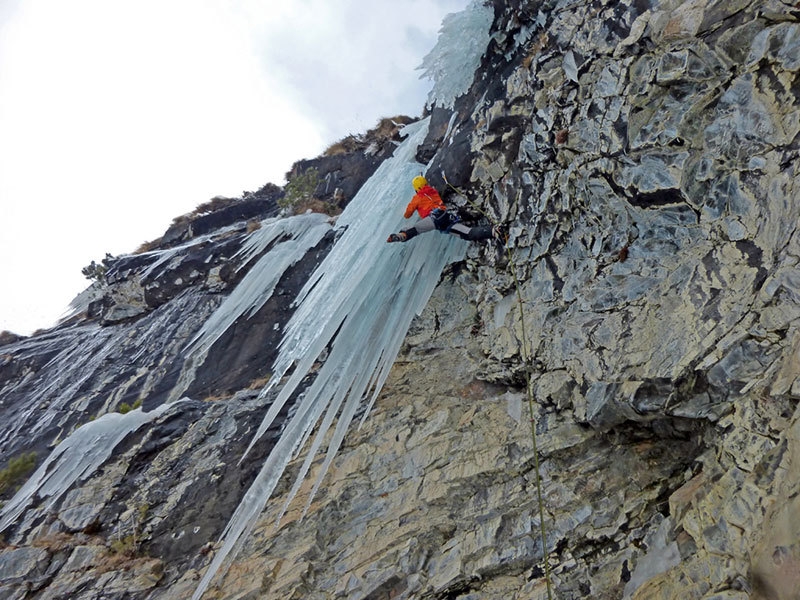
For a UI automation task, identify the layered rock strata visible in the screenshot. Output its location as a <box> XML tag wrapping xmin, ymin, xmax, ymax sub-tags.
<box><xmin>2</xmin><ymin>0</ymin><xmax>800</xmax><ymax>599</ymax></box>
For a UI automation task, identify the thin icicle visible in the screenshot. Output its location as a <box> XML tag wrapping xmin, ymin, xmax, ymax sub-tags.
<box><xmin>139</xmin><ymin>226</ymin><xmax>240</xmax><ymax>280</ymax></box>
<box><xmin>276</xmin><ymin>359</ymin><xmax>361</xmax><ymax>526</ymax></box>
<box><xmin>186</xmin><ymin>213</ymin><xmax>332</xmax><ymax>362</ymax></box>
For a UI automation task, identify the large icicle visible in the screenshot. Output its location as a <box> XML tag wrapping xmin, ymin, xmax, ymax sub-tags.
<box><xmin>192</xmin><ymin>118</ymin><xmax>468</xmax><ymax>600</ymax></box>
<box><xmin>0</xmin><ymin>401</ymin><xmax>185</xmax><ymax>534</ymax></box>
<box><xmin>418</xmin><ymin>0</ymin><xmax>495</xmax><ymax>109</ymax></box>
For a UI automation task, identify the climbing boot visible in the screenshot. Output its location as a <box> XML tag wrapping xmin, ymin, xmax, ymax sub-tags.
<box><xmin>387</xmin><ymin>232</ymin><xmax>408</xmax><ymax>243</ymax></box>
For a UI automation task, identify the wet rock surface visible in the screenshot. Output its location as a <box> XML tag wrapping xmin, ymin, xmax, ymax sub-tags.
<box><xmin>2</xmin><ymin>1</ymin><xmax>800</xmax><ymax>599</ymax></box>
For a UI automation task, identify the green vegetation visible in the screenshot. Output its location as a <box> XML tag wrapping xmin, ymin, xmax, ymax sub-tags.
<box><xmin>279</xmin><ymin>167</ymin><xmax>320</xmax><ymax>211</ymax></box>
<box><xmin>110</xmin><ymin>503</ymin><xmax>149</xmax><ymax>557</ymax></box>
<box><xmin>0</xmin><ymin>451</ymin><xmax>37</xmax><ymax>495</ymax></box>
<box><xmin>110</xmin><ymin>534</ymin><xmax>137</xmax><ymax>556</ymax></box>
<box><xmin>81</xmin><ymin>253</ymin><xmax>115</xmax><ymax>283</ymax></box>
<box><xmin>117</xmin><ymin>399</ymin><xmax>142</xmax><ymax>414</ymax></box>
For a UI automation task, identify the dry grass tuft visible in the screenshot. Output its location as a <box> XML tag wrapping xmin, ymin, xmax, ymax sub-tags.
<box><xmin>294</xmin><ymin>198</ymin><xmax>342</xmax><ymax>217</ymax></box>
<box><xmin>323</xmin><ymin>115</ymin><xmax>415</xmax><ymax>156</ymax></box>
<box><xmin>247</xmin><ymin>376</ymin><xmax>272</xmax><ymax>390</ymax></box>
<box><xmin>323</xmin><ymin>135</ymin><xmax>364</xmax><ymax>156</ymax></box>
<box><xmin>134</xmin><ymin>239</ymin><xmax>161</xmax><ymax>254</ymax></box>
<box><xmin>192</xmin><ymin>196</ymin><xmax>239</xmax><ymax>216</ymax></box>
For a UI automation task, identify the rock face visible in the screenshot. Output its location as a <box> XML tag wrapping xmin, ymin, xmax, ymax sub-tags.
<box><xmin>288</xmin><ymin>115</ymin><xmax>418</xmax><ymax>208</ymax></box>
<box><xmin>2</xmin><ymin>0</ymin><xmax>800</xmax><ymax>599</ymax></box>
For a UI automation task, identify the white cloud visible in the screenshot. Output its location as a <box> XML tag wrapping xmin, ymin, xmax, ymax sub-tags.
<box><xmin>252</xmin><ymin>0</ymin><xmax>469</xmax><ymax>139</ymax></box>
<box><xmin>0</xmin><ymin>0</ymin><xmax>470</xmax><ymax>336</ymax></box>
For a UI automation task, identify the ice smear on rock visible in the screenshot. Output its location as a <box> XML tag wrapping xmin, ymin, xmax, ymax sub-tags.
<box><xmin>191</xmin><ymin>118</ymin><xmax>468</xmax><ymax>600</ymax></box>
<box><xmin>186</xmin><ymin>213</ymin><xmax>333</xmax><ymax>363</ymax></box>
<box><xmin>60</xmin><ymin>226</ymin><xmax>240</xmax><ymax>324</ymax></box>
<box><xmin>0</xmin><ymin>402</ymin><xmax>184</xmax><ymax>534</ymax></box>
<box><xmin>418</xmin><ymin>0</ymin><xmax>494</xmax><ymax>109</ymax></box>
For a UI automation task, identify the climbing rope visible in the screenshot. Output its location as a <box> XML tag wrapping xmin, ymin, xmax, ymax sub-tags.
<box><xmin>443</xmin><ymin>176</ymin><xmax>554</xmax><ymax>600</ymax></box>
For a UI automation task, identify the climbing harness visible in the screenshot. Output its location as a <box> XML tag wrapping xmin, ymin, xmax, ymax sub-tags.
<box><xmin>431</xmin><ymin>207</ymin><xmax>462</xmax><ymax>233</ymax></box>
<box><xmin>443</xmin><ymin>174</ymin><xmax>554</xmax><ymax>600</ymax></box>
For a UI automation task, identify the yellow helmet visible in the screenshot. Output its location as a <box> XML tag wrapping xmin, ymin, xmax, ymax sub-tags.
<box><xmin>412</xmin><ymin>175</ymin><xmax>427</xmax><ymax>191</ymax></box>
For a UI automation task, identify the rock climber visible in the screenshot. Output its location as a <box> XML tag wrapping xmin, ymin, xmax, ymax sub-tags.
<box><xmin>386</xmin><ymin>176</ymin><xmax>499</xmax><ymax>243</ymax></box>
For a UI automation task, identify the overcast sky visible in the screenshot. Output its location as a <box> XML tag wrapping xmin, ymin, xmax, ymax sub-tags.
<box><xmin>0</xmin><ymin>0</ymin><xmax>471</xmax><ymax>336</ymax></box>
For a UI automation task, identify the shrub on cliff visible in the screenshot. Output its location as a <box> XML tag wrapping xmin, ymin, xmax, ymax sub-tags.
<box><xmin>117</xmin><ymin>399</ymin><xmax>142</xmax><ymax>414</ymax></box>
<box><xmin>279</xmin><ymin>167</ymin><xmax>321</xmax><ymax>211</ymax></box>
<box><xmin>0</xmin><ymin>452</ymin><xmax>37</xmax><ymax>495</ymax></box>
<box><xmin>81</xmin><ymin>253</ymin><xmax>115</xmax><ymax>282</ymax></box>
<box><xmin>0</xmin><ymin>330</ymin><xmax>25</xmax><ymax>346</ymax></box>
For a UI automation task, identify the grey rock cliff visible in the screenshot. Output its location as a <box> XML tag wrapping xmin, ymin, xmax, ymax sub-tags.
<box><xmin>2</xmin><ymin>0</ymin><xmax>800</xmax><ymax>599</ymax></box>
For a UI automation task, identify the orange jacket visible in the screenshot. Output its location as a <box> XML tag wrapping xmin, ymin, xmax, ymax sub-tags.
<box><xmin>404</xmin><ymin>185</ymin><xmax>446</xmax><ymax>219</ymax></box>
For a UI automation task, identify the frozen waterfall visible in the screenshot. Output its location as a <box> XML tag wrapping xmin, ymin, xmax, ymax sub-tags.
<box><xmin>191</xmin><ymin>118</ymin><xmax>468</xmax><ymax>599</ymax></box>
<box><xmin>192</xmin><ymin>0</ymin><xmax>495</xmax><ymax>593</ymax></box>
<box><xmin>418</xmin><ymin>0</ymin><xmax>494</xmax><ymax>109</ymax></box>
